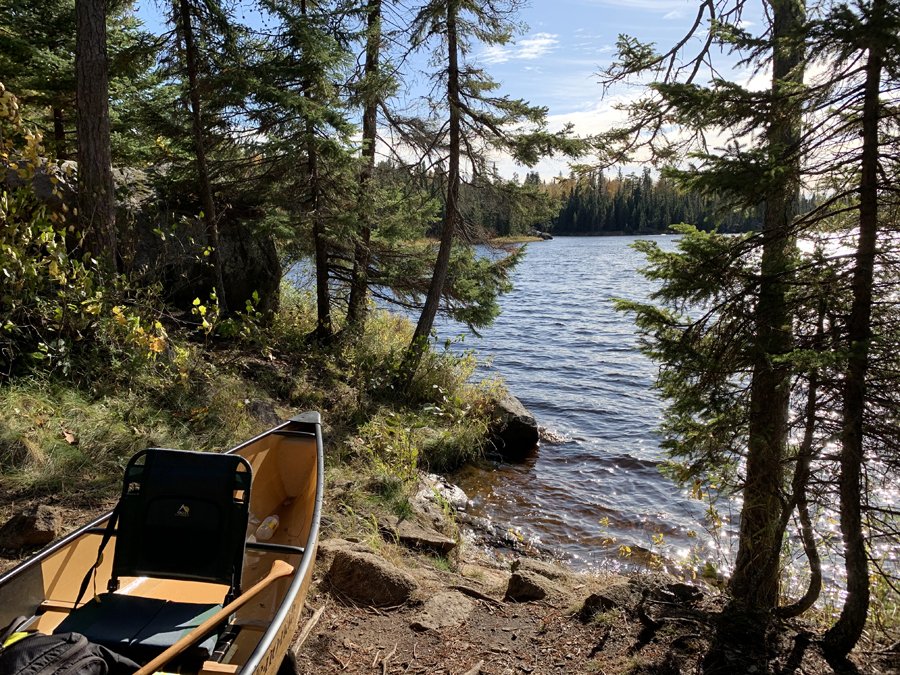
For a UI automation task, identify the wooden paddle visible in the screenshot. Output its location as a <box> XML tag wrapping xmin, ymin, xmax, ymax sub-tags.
<box><xmin>134</xmin><ymin>560</ymin><xmax>295</xmax><ymax>675</ymax></box>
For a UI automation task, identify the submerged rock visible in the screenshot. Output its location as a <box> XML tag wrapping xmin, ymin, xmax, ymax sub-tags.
<box><xmin>489</xmin><ymin>395</ymin><xmax>539</xmax><ymax>461</ymax></box>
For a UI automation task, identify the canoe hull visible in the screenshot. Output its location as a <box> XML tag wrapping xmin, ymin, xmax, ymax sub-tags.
<box><xmin>0</xmin><ymin>412</ymin><xmax>324</xmax><ymax>675</ymax></box>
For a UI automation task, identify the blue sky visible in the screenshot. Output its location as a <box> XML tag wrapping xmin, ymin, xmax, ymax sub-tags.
<box><xmin>133</xmin><ymin>0</ymin><xmax>762</xmax><ymax>179</ymax></box>
<box><xmin>474</xmin><ymin>0</ymin><xmax>763</xmax><ymax>178</ymax></box>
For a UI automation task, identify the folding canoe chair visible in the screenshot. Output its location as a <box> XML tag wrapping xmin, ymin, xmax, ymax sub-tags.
<box><xmin>55</xmin><ymin>448</ymin><xmax>253</xmax><ymax>666</ymax></box>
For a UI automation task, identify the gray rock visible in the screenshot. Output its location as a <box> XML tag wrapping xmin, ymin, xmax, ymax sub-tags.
<box><xmin>5</xmin><ymin>160</ymin><xmax>77</xmax><ymax>219</ymax></box>
<box><xmin>410</xmin><ymin>591</ymin><xmax>475</xmax><ymax>631</ymax></box>
<box><xmin>581</xmin><ymin>582</ymin><xmax>643</xmax><ymax>618</ymax></box>
<box><xmin>0</xmin><ymin>506</ymin><xmax>62</xmax><ymax>550</ymax></box>
<box><xmin>381</xmin><ymin>516</ymin><xmax>457</xmax><ymax>555</ymax></box>
<box><xmin>490</xmin><ymin>395</ymin><xmax>539</xmax><ymax>461</ymax></box>
<box><xmin>409</xmin><ymin>498</ymin><xmax>451</xmax><ymax>533</ymax></box>
<box><xmin>415</xmin><ymin>474</ymin><xmax>468</xmax><ymax>511</ymax></box>
<box><xmin>315</xmin><ymin>538</ymin><xmax>370</xmax><ymax>570</ymax></box>
<box><xmin>132</xmin><ymin>214</ymin><xmax>281</xmax><ymax>315</ymax></box>
<box><xmin>329</xmin><ymin>550</ymin><xmax>418</xmax><ymax>606</ymax></box>
<box><xmin>633</xmin><ymin>571</ymin><xmax>681</xmax><ymax>596</ymax></box>
<box><xmin>410</xmin><ymin>474</ymin><xmax>467</xmax><ymax>532</ymax></box>
<box><xmin>246</xmin><ymin>399</ymin><xmax>280</xmax><ymax>427</ymax></box>
<box><xmin>6</xmin><ymin>160</ymin><xmax>282</xmax><ymax>315</ymax></box>
<box><xmin>511</xmin><ymin>558</ymin><xmax>572</xmax><ymax>583</ymax></box>
<box><xmin>504</xmin><ymin>570</ymin><xmax>561</xmax><ymax>602</ymax></box>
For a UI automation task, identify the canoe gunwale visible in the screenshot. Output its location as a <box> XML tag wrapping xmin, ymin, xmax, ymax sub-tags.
<box><xmin>0</xmin><ymin>510</ymin><xmax>114</xmax><ymax>589</ymax></box>
<box><xmin>0</xmin><ymin>415</ymin><xmax>324</xmax><ymax>675</ymax></box>
<box><xmin>226</xmin><ymin>416</ymin><xmax>324</xmax><ymax>675</ymax></box>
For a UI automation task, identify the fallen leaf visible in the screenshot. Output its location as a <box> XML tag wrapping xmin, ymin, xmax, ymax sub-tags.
<box><xmin>62</xmin><ymin>428</ymin><xmax>78</xmax><ymax>445</ymax></box>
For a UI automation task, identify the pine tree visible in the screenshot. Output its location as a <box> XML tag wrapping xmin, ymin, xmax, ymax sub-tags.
<box><xmin>395</xmin><ymin>0</ymin><xmax>583</xmax><ymax>387</ymax></box>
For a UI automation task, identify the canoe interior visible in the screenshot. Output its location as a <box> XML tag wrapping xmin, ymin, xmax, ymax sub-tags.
<box><xmin>0</xmin><ymin>422</ymin><xmax>321</xmax><ymax>674</ymax></box>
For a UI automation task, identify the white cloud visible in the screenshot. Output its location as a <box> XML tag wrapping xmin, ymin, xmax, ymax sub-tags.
<box><xmin>663</xmin><ymin>9</ymin><xmax>685</xmax><ymax>19</ymax></box>
<box><xmin>486</xmin><ymin>93</ymin><xmax>641</xmax><ymax>178</ymax></box>
<box><xmin>582</xmin><ymin>0</ymin><xmax>693</xmax><ymax>9</ymax></box>
<box><xmin>480</xmin><ymin>32</ymin><xmax>559</xmax><ymax>64</ymax></box>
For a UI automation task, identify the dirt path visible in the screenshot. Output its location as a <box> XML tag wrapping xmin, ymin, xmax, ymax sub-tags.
<box><xmin>290</xmin><ymin>544</ymin><xmax>885</xmax><ymax>675</ymax></box>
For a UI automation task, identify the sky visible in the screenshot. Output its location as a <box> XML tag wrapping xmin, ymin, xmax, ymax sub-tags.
<box><xmin>133</xmin><ymin>0</ymin><xmax>764</xmax><ymax>180</ymax></box>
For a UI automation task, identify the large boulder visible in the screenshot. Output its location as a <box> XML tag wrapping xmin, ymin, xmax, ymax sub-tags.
<box><xmin>0</xmin><ymin>506</ymin><xmax>62</xmax><ymax>550</ymax></box>
<box><xmin>315</xmin><ymin>538</ymin><xmax>371</xmax><ymax>570</ymax></box>
<box><xmin>131</xmin><ymin>212</ymin><xmax>281</xmax><ymax>315</ymax></box>
<box><xmin>410</xmin><ymin>591</ymin><xmax>475</xmax><ymax>631</ymax></box>
<box><xmin>489</xmin><ymin>395</ymin><xmax>539</xmax><ymax>461</ymax></box>
<box><xmin>5</xmin><ymin>160</ymin><xmax>77</xmax><ymax>217</ymax></box>
<box><xmin>328</xmin><ymin>550</ymin><xmax>418</xmax><ymax>606</ymax></box>
<box><xmin>5</xmin><ymin>161</ymin><xmax>281</xmax><ymax>315</ymax></box>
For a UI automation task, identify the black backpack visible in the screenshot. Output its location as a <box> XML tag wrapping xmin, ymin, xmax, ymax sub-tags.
<box><xmin>0</xmin><ymin>620</ymin><xmax>139</xmax><ymax>675</ymax></box>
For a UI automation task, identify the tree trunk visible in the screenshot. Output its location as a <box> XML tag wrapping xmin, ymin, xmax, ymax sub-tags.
<box><xmin>729</xmin><ymin>0</ymin><xmax>805</xmax><ymax>608</ymax></box>
<box><xmin>178</xmin><ymin>0</ymin><xmax>228</xmax><ymax>314</ymax></box>
<box><xmin>823</xmin><ymin>6</ymin><xmax>882</xmax><ymax>654</ymax></box>
<box><xmin>775</xmin><ymin>301</ymin><xmax>824</xmax><ymax>618</ymax></box>
<box><xmin>346</xmin><ymin>0</ymin><xmax>382</xmax><ymax>330</ymax></box>
<box><xmin>75</xmin><ymin>0</ymin><xmax>116</xmax><ymax>267</ymax></box>
<box><xmin>53</xmin><ymin>107</ymin><xmax>68</xmax><ymax>160</ymax></box>
<box><xmin>303</xmin><ymin>0</ymin><xmax>331</xmax><ymax>342</ymax></box>
<box><xmin>399</xmin><ymin>0</ymin><xmax>460</xmax><ymax>387</ymax></box>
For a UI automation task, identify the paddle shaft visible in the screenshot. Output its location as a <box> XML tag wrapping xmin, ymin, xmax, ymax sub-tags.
<box><xmin>134</xmin><ymin>560</ymin><xmax>295</xmax><ymax>675</ymax></box>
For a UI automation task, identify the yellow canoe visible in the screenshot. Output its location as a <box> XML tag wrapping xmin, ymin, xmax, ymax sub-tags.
<box><xmin>0</xmin><ymin>412</ymin><xmax>324</xmax><ymax>675</ymax></box>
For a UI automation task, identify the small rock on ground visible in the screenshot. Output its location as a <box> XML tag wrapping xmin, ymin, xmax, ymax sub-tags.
<box><xmin>382</xmin><ymin>515</ymin><xmax>456</xmax><ymax>555</ymax></box>
<box><xmin>329</xmin><ymin>550</ymin><xmax>418</xmax><ymax>606</ymax></box>
<box><xmin>0</xmin><ymin>505</ymin><xmax>61</xmax><ymax>550</ymax></box>
<box><xmin>511</xmin><ymin>558</ymin><xmax>573</xmax><ymax>583</ymax></box>
<box><xmin>581</xmin><ymin>581</ymin><xmax>642</xmax><ymax>618</ymax></box>
<box><xmin>246</xmin><ymin>399</ymin><xmax>281</xmax><ymax>427</ymax></box>
<box><xmin>505</xmin><ymin>569</ymin><xmax>562</xmax><ymax>602</ymax></box>
<box><xmin>410</xmin><ymin>591</ymin><xmax>475</xmax><ymax>631</ymax></box>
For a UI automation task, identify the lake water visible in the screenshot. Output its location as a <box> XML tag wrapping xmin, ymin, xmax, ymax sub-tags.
<box><xmin>437</xmin><ymin>236</ymin><xmax>739</xmax><ymax>572</ymax></box>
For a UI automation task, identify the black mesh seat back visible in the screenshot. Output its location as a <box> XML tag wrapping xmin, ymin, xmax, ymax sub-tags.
<box><xmin>111</xmin><ymin>449</ymin><xmax>252</xmax><ymax>591</ymax></box>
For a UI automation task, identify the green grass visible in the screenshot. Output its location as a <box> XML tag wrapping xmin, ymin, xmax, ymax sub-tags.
<box><xmin>0</xmin><ymin>293</ymin><xmax>503</xmax><ymax>533</ymax></box>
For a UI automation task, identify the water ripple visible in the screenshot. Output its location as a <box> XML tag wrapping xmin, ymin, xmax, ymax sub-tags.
<box><xmin>442</xmin><ymin>236</ymin><xmax>717</xmax><ymax>570</ymax></box>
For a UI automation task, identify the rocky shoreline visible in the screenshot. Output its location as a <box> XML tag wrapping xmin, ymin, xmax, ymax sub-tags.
<box><xmin>292</xmin><ymin>467</ymin><xmax>869</xmax><ymax>675</ymax></box>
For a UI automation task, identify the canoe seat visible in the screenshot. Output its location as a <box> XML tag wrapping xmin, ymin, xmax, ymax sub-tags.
<box><xmin>55</xmin><ymin>594</ymin><xmax>221</xmax><ymax>663</ymax></box>
<box><xmin>55</xmin><ymin>448</ymin><xmax>253</xmax><ymax>665</ymax></box>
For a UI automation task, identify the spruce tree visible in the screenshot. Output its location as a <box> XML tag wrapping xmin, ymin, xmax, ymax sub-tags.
<box><xmin>396</xmin><ymin>0</ymin><xmax>583</xmax><ymax>387</ymax></box>
<box><xmin>75</xmin><ymin>0</ymin><xmax>117</xmax><ymax>266</ymax></box>
<box><xmin>598</xmin><ymin>0</ymin><xmax>812</xmax><ymax>610</ymax></box>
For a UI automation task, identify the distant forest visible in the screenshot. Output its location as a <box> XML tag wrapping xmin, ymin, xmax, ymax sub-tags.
<box><xmin>474</xmin><ymin>168</ymin><xmax>820</xmax><ymax>236</ymax></box>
